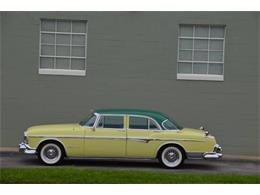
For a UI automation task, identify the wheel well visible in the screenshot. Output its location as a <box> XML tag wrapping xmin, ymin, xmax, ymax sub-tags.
<box><xmin>36</xmin><ymin>140</ymin><xmax>67</xmax><ymax>157</ymax></box>
<box><xmin>156</xmin><ymin>143</ymin><xmax>186</xmax><ymax>159</ymax></box>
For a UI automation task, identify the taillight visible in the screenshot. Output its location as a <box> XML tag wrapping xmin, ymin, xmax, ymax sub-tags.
<box><xmin>200</xmin><ymin>126</ymin><xmax>210</xmax><ymax>136</ymax></box>
<box><xmin>204</xmin><ymin>130</ymin><xmax>210</xmax><ymax>136</ymax></box>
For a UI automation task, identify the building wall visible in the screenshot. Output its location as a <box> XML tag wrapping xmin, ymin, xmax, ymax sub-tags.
<box><xmin>1</xmin><ymin>12</ymin><xmax>259</xmax><ymax>155</ymax></box>
<box><xmin>0</xmin><ymin>13</ymin><xmax>2</xmax><ymax>147</ymax></box>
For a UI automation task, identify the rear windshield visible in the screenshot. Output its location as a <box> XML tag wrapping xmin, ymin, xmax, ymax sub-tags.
<box><xmin>162</xmin><ymin>119</ymin><xmax>183</xmax><ymax>130</ymax></box>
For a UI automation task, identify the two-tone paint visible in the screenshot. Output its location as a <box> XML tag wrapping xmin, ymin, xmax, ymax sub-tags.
<box><xmin>19</xmin><ymin>109</ymin><xmax>222</xmax><ymax>162</ymax></box>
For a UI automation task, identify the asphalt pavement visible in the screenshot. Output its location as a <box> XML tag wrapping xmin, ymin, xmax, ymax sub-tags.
<box><xmin>0</xmin><ymin>152</ymin><xmax>259</xmax><ymax>175</ymax></box>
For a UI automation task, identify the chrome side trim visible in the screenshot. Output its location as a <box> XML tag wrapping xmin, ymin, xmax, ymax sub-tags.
<box><xmin>127</xmin><ymin>137</ymin><xmax>204</xmax><ymax>143</ymax></box>
<box><xmin>85</xmin><ymin>136</ymin><xmax>126</xmax><ymax>140</ymax></box>
<box><xmin>28</xmin><ymin>135</ymin><xmax>204</xmax><ymax>142</ymax></box>
<box><xmin>28</xmin><ymin>135</ymin><xmax>84</xmax><ymax>139</ymax></box>
<box><xmin>127</xmin><ymin>138</ymin><xmax>152</xmax><ymax>143</ymax></box>
<box><xmin>148</xmin><ymin>138</ymin><xmax>204</xmax><ymax>142</ymax></box>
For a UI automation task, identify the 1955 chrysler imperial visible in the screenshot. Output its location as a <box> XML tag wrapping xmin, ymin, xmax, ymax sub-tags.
<box><xmin>19</xmin><ymin>109</ymin><xmax>222</xmax><ymax>168</ymax></box>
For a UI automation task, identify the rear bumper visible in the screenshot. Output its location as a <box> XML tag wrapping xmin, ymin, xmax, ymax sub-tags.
<box><xmin>19</xmin><ymin>142</ymin><xmax>36</xmax><ymax>155</ymax></box>
<box><xmin>203</xmin><ymin>144</ymin><xmax>223</xmax><ymax>159</ymax></box>
<box><xmin>186</xmin><ymin>144</ymin><xmax>223</xmax><ymax>160</ymax></box>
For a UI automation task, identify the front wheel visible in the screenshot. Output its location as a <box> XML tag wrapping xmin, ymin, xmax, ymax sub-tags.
<box><xmin>38</xmin><ymin>142</ymin><xmax>64</xmax><ymax>165</ymax></box>
<box><xmin>159</xmin><ymin>146</ymin><xmax>184</xmax><ymax>168</ymax></box>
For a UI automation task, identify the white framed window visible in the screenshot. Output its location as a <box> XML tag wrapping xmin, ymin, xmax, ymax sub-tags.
<box><xmin>39</xmin><ymin>19</ymin><xmax>87</xmax><ymax>76</ymax></box>
<box><xmin>177</xmin><ymin>24</ymin><xmax>226</xmax><ymax>81</ymax></box>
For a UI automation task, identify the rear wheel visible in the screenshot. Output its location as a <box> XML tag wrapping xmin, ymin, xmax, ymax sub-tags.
<box><xmin>38</xmin><ymin>142</ymin><xmax>64</xmax><ymax>165</ymax></box>
<box><xmin>159</xmin><ymin>146</ymin><xmax>184</xmax><ymax>168</ymax></box>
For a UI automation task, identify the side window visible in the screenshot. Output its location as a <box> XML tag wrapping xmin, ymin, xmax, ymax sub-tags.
<box><xmin>85</xmin><ymin>115</ymin><xmax>97</xmax><ymax>127</ymax></box>
<box><xmin>97</xmin><ymin>116</ymin><xmax>124</xmax><ymax>129</ymax></box>
<box><xmin>149</xmin><ymin>119</ymin><xmax>160</xmax><ymax>130</ymax></box>
<box><xmin>129</xmin><ymin>116</ymin><xmax>148</xmax><ymax>129</ymax></box>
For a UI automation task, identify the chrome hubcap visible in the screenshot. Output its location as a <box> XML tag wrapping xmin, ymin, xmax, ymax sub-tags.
<box><xmin>44</xmin><ymin>147</ymin><xmax>58</xmax><ymax>159</ymax></box>
<box><xmin>165</xmin><ymin>150</ymin><xmax>179</xmax><ymax>162</ymax></box>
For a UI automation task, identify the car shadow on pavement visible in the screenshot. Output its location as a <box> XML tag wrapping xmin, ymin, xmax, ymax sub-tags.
<box><xmin>17</xmin><ymin>156</ymin><xmax>216</xmax><ymax>171</ymax></box>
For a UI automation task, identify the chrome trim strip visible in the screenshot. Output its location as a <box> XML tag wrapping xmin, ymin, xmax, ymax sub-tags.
<box><xmin>85</xmin><ymin>136</ymin><xmax>126</xmax><ymax>140</ymax></box>
<box><xmin>126</xmin><ymin>114</ymin><xmax>162</xmax><ymax>130</ymax></box>
<box><xmin>149</xmin><ymin>138</ymin><xmax>204</xmax><ymax>142</ymax></box>
<box><xmin>127</xmin><ymin>138</ymin><xmax>152</xmax><ymax>143</ymax></box>
<box><xmin>161</xmin><ymin>119</ymin><xmax>180</xmax><ymax>131</ymax></box>
<box><xmin>94</xmin><ymin>113</ymin><xmax>126</xmax><ymax>130</ymax></box>
<box><xmin>28</xmin><ymin>135</ymin><xmax>84</xmax><ymax>139</ymax></box>
<box><xmin>93</xmin><ymin>113</ymin><xmax>101</xmax><ymax>128</ymax></box>
<box><xmin>28</xmin><ymin>135</ymin><xmax>204</xmax><ymax>142</ymax></box>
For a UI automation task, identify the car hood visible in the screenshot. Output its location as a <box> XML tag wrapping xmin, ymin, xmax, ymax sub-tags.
<box><xmin>26</xmin><ymin>123</ymin><xmax>79</xmax><ymax>134</ymax></box>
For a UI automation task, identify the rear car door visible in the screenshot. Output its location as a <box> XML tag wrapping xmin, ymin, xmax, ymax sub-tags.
<box><xmin>126</xmin><ymin>115</ymin><xmax>160</xmax><ymax>158</ymax></box>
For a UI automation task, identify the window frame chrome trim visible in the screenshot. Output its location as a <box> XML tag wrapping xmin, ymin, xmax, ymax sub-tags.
<box><xmin>161</xmin><ymin>119</ymin><xmax>180</xmax><ymax>131</ymax></box>
<box><xmin>94</xmin><ymin>113</ymin><xmax>126</xmax><ymax>130</ymax></box>
<box><xmin>82</xmin><ymin>112</ymin><xmax>99</xmax><ymax>128</ymax></box>
<box><xmin>127</xmin><ymin>114</ymin><xmax>162</xmax><ymax>130</ymax></box>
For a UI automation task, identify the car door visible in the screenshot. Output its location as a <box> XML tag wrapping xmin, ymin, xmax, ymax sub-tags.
<box><xmin>126</xmin><ymin>115</ymin><xmax>160</xmax><ymax>158</ymax></box>
<box><xmin>84</xmin><ymin>114</ymin><xmax>126</xmax><ymax>157</ymax></box>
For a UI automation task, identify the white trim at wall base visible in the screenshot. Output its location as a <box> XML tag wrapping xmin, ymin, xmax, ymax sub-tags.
<box><xmin>39</xmin><ymin>68</ymin><xmax>86</xmax><ymax>76</ymax></box>
<box><xmin>177</xmin><ymin>74</ymin><xmax>224</xmax><ymax>81</ymax></box>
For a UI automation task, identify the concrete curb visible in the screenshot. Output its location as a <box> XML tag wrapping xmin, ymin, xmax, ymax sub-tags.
<box><xmin>0</xmin><ymin>147</ymin><xmax>259</xmax><ymax>163</ymax></box>
<box><xmin>0</xmin><ymin>147</ymin><xmax>18</xmax><ymax>152</ymax></box>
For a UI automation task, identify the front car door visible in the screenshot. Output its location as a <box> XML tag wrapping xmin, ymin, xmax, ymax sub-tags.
<box><xmin>84</xmin><ymin>114</ymin><xmax>126</xmax><ymax>157</ymax></box>
<box><xmin>126</xmin><ymin>115</ymin><xmax>161</xmax><ymax>158</ymax></box>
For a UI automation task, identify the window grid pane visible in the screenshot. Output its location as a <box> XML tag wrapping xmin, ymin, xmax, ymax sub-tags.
<box><xmin>178</xmin><ymin>24</ymin><xmax>225</xmax><ymax>75</ymax></box>
<box><xmin>40</xmin><ymin>19</ymin><xmax>87</xmax><ymax>72</ymax></box>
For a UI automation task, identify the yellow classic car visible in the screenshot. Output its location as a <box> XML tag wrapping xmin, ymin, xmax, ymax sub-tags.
<box><xmin>19</xmin><ymin>109</ymin><xmax>222</xmax><ymax>168</ymax></box>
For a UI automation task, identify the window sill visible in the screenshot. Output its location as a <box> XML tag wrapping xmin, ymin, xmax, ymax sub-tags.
<box><xmin>177</xmin><ymin>74</ymin><xmax>224</xmax><ymax>81</ymax></box>
<box><xmin>39</xmin><ymin>69</ymin><xmax>86</xmax><ymax>76</ymax></box>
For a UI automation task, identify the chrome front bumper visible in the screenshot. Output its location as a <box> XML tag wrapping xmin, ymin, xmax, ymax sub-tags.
<box><xmin>19</xmin><ymin>142</ymin><xmax>36</xmax><ymax>154</ymax></box>
<box><xmin>203</xmin><ymin>144</ymin><xmax>223</xmax><ymax>159</ymax></box>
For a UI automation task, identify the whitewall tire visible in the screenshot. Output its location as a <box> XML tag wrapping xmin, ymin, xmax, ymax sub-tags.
<box><xmin>159</xmin><ymin>146</ymin><xmax>184</xmax><ymax>168</ymax></box>
<box><xmin>38</xmin><ymin>143</ymin><xmax>64</xmax><ymax>165</ymax></box>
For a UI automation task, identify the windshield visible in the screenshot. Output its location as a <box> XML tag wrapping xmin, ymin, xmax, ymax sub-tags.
<box><xmin>79</xmin><ymin>114</ymin><xmax>97</xmax><ymax>127</ymax></box>
<box><xmin>162</xmin><ymin>119</ymin><xmax>183</xmax><ymax>130</ymax></box>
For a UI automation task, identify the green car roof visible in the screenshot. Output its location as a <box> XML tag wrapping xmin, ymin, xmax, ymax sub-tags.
<box><xmin>95</xmin><ymin>108</ymin><xmax>168</xmax><ymax>124</ymax></box>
